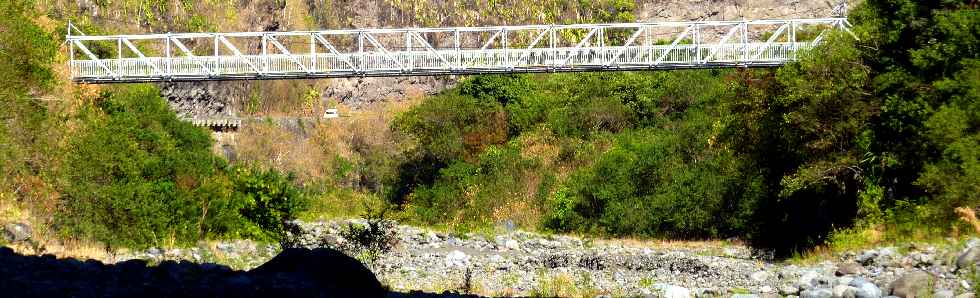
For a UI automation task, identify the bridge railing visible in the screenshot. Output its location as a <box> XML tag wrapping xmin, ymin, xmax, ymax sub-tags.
<box><xmin>67</xmin><ymin>18</ymin><xmax>852</xmax><ymax>82</ymax></box>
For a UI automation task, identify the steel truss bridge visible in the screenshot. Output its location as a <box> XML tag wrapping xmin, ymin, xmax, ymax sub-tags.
<box><xmin>67</xmin><ymin>17</ymin><xmax>854</xmax><ymax>83</ymax></box>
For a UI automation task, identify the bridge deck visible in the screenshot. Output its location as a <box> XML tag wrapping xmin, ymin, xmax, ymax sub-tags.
<box><xmin>67</xmin><ymin>18</ymin><xmax>851</xmax><ymax>83</ymax></box>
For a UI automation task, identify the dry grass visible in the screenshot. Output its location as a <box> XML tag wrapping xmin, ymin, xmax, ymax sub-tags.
<box><xmin>955</xmin><ymin>207</ymin><xmax>980</xmax><ymax>235</ymax></box>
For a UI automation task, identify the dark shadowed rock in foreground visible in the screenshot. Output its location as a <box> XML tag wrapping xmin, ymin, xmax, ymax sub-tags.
<box><xmin>250</xmin><ymin>248</ymin><xmax>385</xmax><ymax>298</ymax></box>
<box><xmin>0</xmin><ymin>246</ymin><xmax>386</xmax><ymax>298</ymax></box>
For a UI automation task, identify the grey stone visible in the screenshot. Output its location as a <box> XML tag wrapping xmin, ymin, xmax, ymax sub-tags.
<box><xmin>857</xmin><ymin>250</ymin><xmax>879</xmax><ymax>265</ymax></box>
<box><xmin>504</xmin><ymin>239</ymin><xmax>520</xmax><ymax>250</ymax></box>
<box><xmin>955</xmin><ymin>293</ymin><xmax>975</xmax><ymax>298</ymax></box>
<box><xmin>834</xmin><ymin>285</ymin><xmax>858</xmax><ymax>298</ymax></box>
<box><xmin>444</xmin><ymin>250</ymin><xmax>469</xmax><ymax>267</ymax></box>
<box><xmin>889</xmin><ymin>270</ymin><xmax>933</xmax><ymax>298</ymax></box>
<box><xmin>780</xmin><ymin>285</ymin><xmax>801</xmax><ymax>295</ymax></box>
<box><xmin>837</xmin><ymin>261</ymin><xmax>865</xmax><ymax>276</ymax></box>
<box><xmin>656</xmin><ymin>284</ymin><xmax>692</xmax><ymax>298</ymax></box>
<box><xmin>731</xmin><ymin>294</ymin><xmax>760</xmax><ymax>298</ymax></box>
<box><xmin>934</xmin><ymin>290</ymin><xmax>955</xmax><ymax>298</ymax></box>
<box><xmin>2</xmin><ymin>222</ymin><xmax>31</xmax><ymax>242</ymax></box>
<box><xmin>957</xmin><ymin>247</ymin><xmax>980</xmax><ymax>272</ymax></box>
<box><xmin>800</xmin><ymin>271</ymin><xmax>822</xmax><ymax>287</ymax></box>
<box><xmin>751</xmin><ymin>270</ymin><xmax>773</xmax><ymax>282</ymax></box>
<box><xmin>849</xmin><ymin>277</ymin><xmax>882</xmax><ymax>298</ymax></box>
<box><xmin>802</xmin><ymin>288</ymin><xmax>834</xmax><ymax>298</ymax></box>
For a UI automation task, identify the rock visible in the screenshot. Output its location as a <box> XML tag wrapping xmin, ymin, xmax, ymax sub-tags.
<box><xmin>657</xmin><ymin>284</ymin><xmax>692</xmax><ymax>298</ymax></box>
<box><xmin>2</xmin><ymin>222</ymin><xmax>31</xmax><ymax>242</ymax></box>
<box><xmin>889</xmin><ymin>270</ymin><xmax>933</xmax><ymax>298</ymax></box>
<box><xmin>957</xmin><ymin>247</ymin><xmax>980</xmax><ymax>272</ymax></box>
<box><xmin>780</xmin><ymin>285</ymin><xmax>802</xmax><ymax>295</ymax></box>
<box><xmin>955</xmin><ymin>293</ymin><xmax>975</xmax><ymax>298</ymax></box>
<box><xmin>834</xmin><ymin>285</ymin><xmax>858</xmax><ymax>298</ymax></box>
<box><xmin>751</xmin><ymin>270</ymin><xmax>773</xmax><ymax>282</ymax></box>
<box><xmin>504</xmin><ymin>239</ymin><xmax>520</xmax><ymax>251</ymax></box>
<box><xmin>800</xmin><ymin>271</ymin><xmax>822</xmax><ymax>288</ymax></box>
<box><xmin>837</xmin><ymin>262</ymin><xmax>865</xmax><ymax>276</ymax></box>
<box><xmin>934</xmin><ymin>290</ymin><xmax>955</xmax><ymax>298</ymax></box>
<box><xmin>444</xmin><ymin>250</ymin><xmax>470</xmax><ymax>267</ymax></box>
<box><xmin>249</xmin><ymin>247</ymin><xmax>385</xmax><ymax>298</ymax></box>
<box><xmin>857</xmin><ymin>250</ymin><xmax>879</xmax><ymax>265</ymax></box>
<box><xmin>849</xmin><ymin>277</ymin><xmax>882</xmax><ymax>298</ymax></box>
<box><xmin>802</xmin><ymin>288</ymin><xmax>834</xmax><ymax>298</ymax></box>
<box><xmin>731</xmin><ymin>294</ymin><xmax>760</xmax><ymax>298</ymax></box>
<box><xmin>760</xmin><ymin>285</ymin><xmax>774</xmax><ymax>293</ymax></box>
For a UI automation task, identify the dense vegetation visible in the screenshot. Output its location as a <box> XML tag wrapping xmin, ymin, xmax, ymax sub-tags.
<box><xmin>0</xmin><ymin>0</ymin><xmax>306</xmax><ymax>248</ymax></box>
<box><xmin>382</xmin><ymin>0</ymin><xmax>980</xmax><ymax>254</ymax></box>
<box><xmin>0</xmin><ymin>0</ymin><xmax>977</xmax><ymax>256</ymax></box>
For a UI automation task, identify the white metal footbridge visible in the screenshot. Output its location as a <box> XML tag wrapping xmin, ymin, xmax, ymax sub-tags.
<box><xmin>67</xmin><ymin>16</ymin><xmax>853</xmax><ymax>83</ymax></box>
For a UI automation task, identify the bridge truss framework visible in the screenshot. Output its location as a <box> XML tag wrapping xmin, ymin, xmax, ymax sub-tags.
<box><xmin>67</xmin><ymin>17</ymin><xmax>854</xmax><ymax>83</ymax></box>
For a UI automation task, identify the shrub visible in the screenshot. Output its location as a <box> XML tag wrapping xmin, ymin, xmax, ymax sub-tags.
<box><xmin>58</xmin><ymin>86</ymin><xmax>307</xmax><ymax>248</ymax></box>
<box><xmin>230</xmin><ymin>166</ymin><xmax>309</xmax><ymax>241</ymax></box>
<box><xmin>546</xmin><ymin>124</ymin><xmax>752</xmax><ymax>238</ymax></box>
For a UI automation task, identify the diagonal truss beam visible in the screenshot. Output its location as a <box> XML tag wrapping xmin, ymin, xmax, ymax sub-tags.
<box><xmin>410</xmin><ymin>32</ymin><xmax>452</xmax><ymax>68</ymax></box>
<box><xmin>71</xmin><ymin>40</ymin><xmax>116</xmax><ymax>76</ymax></box>
<box><xmin>654</xmin><ymin>25</ymin><xmax>694</xmax><ymax>64</ymax></box>
<box><xmin>558</xmin><ymin>28</ymin><xmax>598</xmax><ymax>67</ymax></box>
<box><xmin>217</xmin><ymin>35</ymin><xmax>262</xmax><ymax>74</ymax></box>
<box><xmin>121</xmin><ymin>38</ymin><xmax>163</xmax><ymax>75</ymax></box>
<box><xmin>313</xmin><ymin>34</ymin><xmax>358</xmax><ymax>72</ymax></box>
<box><xmin>362</xmin><ymin>32</ymin><xmax>405</xmax><ymax>70</ymax></box>
<box><xmin>605</xmin><ymin>27</ymin><xmax>645</xmax><ymax>66</ymax></box>
<box><xmin>703</xmin><ymin>24</ymin><xmax>743</xmax><ymax>62</ymax></box>
<box><xmin>265</xmin><ymin>35</ymin><xmax>310</xmax><ymax>73</ymax></box>
<box><xmin>169</xmin><ymin>37</ymin><xmax>214</xmax><ymax>75</ymax></box>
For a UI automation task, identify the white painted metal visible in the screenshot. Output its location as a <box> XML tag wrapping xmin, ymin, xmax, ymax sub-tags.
<box><xmin>67</xmin><ymin>18</ymin><xmax>852</xmax><ymax>83</ymax></box>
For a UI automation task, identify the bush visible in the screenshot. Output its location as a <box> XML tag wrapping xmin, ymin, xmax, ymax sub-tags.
<box><xmin>230</xmin><ymin>166</ymin><xmax>309</xmax><ymax>241</ymax></box>
<box><xmin>58</xmin><ymin>86</ymin><xmax>306</xmax><ymax>248</ymax></box>
<box><xmin>546</xmin><ymin>123</ymin><xmax>754</xmax><ymax>238</ymax></box>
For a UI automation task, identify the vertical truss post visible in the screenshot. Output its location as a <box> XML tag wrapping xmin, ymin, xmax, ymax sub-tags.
<box><xmin>165</xmin><ymin>34</ymin><xmax>172</xmax><ymax>78</ymax></box>
<box><xmin>117</xmin><ymin>38</ymin><xmax>123</xmax><ymax>79</ymax></box>
<box><xmin>262</xmin><ymin>34</ymin><xmax>269</xmax><ymax>74</ymax></box>
<box><xmin>310</xmin><ymin>33</ymin><xmax>316</xmax><ymax>71</ymax></box>
<box><xmin>741</xmin><ymin>22</ymin><xmax>749</xmax><ymax>63</ymax></box>
<box><xmin>405</xmin><ymin>31</ymin><xmax>413</xmax><ymax>71</ymax></box>
<box><xmin>357</xmin><ymin>32</ymin><xmax>364</xmax><ymax>73</ymax></box>
<box><xmin>549</xmin><ymin>26</ymin><xmax>556</xmax><ymax>70</ymax></box>
<box><xmin>454</xmin><ymin>29</ymin><xmax>460</xmax><ymax>70</ymax></box>
<box><xmin>502</xmin><ymin>28</ymin><xmax>509</xmax><ymax>68</ymax></box>
<box><xmin>790</xmin><ymin>21</ymin><xmax>797</xmax><ymax>60</ymax></box>
<box><xmin>694</xmin><ymin>24</ymin><xmax>702</xmax><ymax>64</ymax></box>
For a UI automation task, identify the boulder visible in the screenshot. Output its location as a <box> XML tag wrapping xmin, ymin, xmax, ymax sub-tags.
<box><xmin>802</xmin><ymin>288</ymin><xmax>834</xmax><ymax>298</ymax></box>
<box><xmin>2</xmin><ymin>222</ymin><xmax>31</xmax><ymax>242</ymax></box>
<box><xmin>834</xmin><ymin>285</ymin><xmax>858</xmax><ymax>298</ymax></box>
<box><xmin>889</xmin><ymin>270</ymin><xmax>933</xmax><ymax>298</ymax></box>
<box><xmin>752</xmin><ymin>271</ymin><xmax>774</xmax><ymax>282</ymax></box>
<box><xmin>857</xmin><ymin>250</ymin><xmax>879</xmax><ymax>265</ymax></box>
<box><xmin>780</xmin><ymin>284</ymin><xmax>802</xmax><ymax>295</ymax></box>
<box><xmin>849</xmin><ymin>277</ymin><xmax>882</xmax><ymax>298</ymax></box>
<box><xmin>934</xmin><ymin>290</ymin><xmax>955</xmax><ymax>298</ymax></box>
<box><xmin>444</xmin><ymin>250</ymin><xmax>470</xmax><ymax>267</ymax></box>
<box><xmin>657</xmin><ymin>284</ymin><xmax>692</xmax><ymax>298</ymax></box>
<box><xmin>955</xmin><ymin>293</ymin><xmax>976</xmax><ymax>298</ymax></box>
<box><xmin>957</xmin><ymin>247</ymin><xmax>980</xmax><ymax>272</ymax></box>
<box><xmin>837</xmin><ymin>262</ymin><xmax>865</xmax><ymax>276</ymax></box>
<box><xmin>249</xmin><ymin>247</ymin><xmax>384</xmax><ymax>298</ymax></box>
